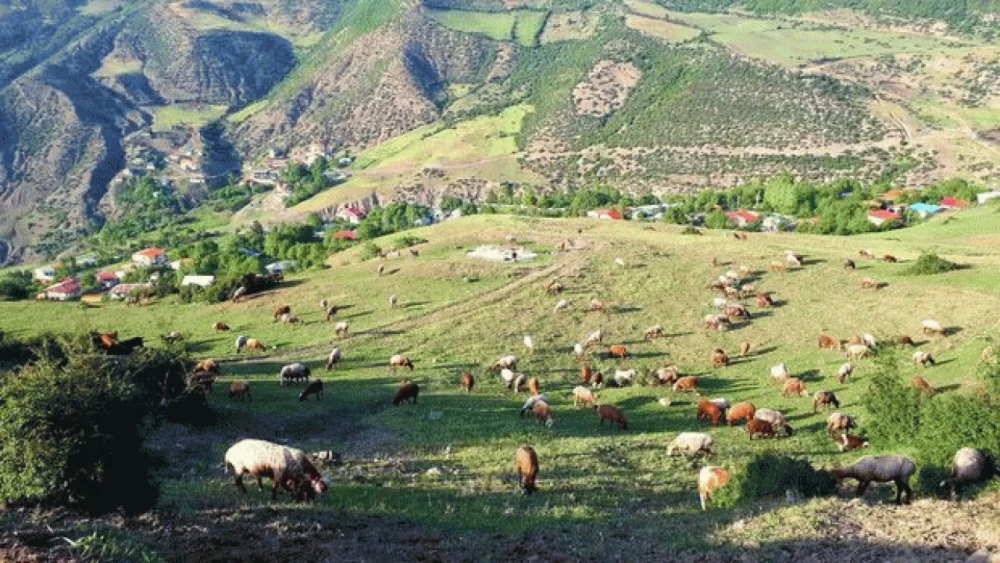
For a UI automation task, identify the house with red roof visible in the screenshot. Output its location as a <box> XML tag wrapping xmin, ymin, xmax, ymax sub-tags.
<box><xmin>44</xmin><ymin>277</ymin><xmax>82</xmax><ymax>301</ymax></box>
<box><xmin>725</xmin><ymin>210</ymin><xmax>759</xmax><ymax>228</ymax></box>
<box><xmin>939</xmin><ymin>197</ymin><xmax>969</xmax><ymax>210</ymax></box>
<box><xmin>334</xmin><ymin>231</ymin><xmax>358</xmax><ymax>241</ymax></box>
<box><xmin>867</xmin><ymin>210</ymin><xmax>903</xmax><ymax>227</ymax></box>
<box><xmin>586</xmin><ymin>209</ymin><xmax>623</xmax><ymax>221</ymax></box>
<box><xmin>94</xmin><ymin>271</ymin><xmax>120</xmax><ymax>290</ymax></box>
<box><xmin>131</xmin><ymin>247</ymin><xmax>167</xmax><ymax>267</ymax></box>
<box><xmin>336</xmin><ymin>207</ymin><xmax>367</xmax><ymax>225</ymax></box>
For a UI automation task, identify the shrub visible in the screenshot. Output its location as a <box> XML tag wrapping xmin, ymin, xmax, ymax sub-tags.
<box><xmin>903</xmin><ymin>253</ymin><xmax>961</xmax><ymax>275</ymax></box>
<box><xmin>358</xmin><ymin>242</ymin><xmax>382</xmax><ymax>261</ymax></box>
<box><xmin>712</xmin><ymin>453</ymin><xmax>836</xmax><ymax>508</ymax></box>
<box><xmin>680</xmin><ymin>226</ymin><xmax>702</xmax><ymax>235</ymax></box>
<box><xmin>392</xmin><ymin>235</ymin><xmax>428</xmax><ymax>249</ymax></box>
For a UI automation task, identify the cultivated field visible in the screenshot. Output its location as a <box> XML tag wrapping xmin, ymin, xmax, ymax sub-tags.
<box><xmin>2</xmin><ymin>210</ymin><xmax>1000</xmax><ymax>559</ymax></box>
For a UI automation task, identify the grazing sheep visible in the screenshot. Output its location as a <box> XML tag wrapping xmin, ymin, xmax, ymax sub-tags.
<box><xmin>554</xmin><ymin>299</ymin><xmax>570</xmax><ymax>312</ymax></box>
<box><xmin>585</xmin><ymin>330</ymin><xmax>605</xmax><ymax>348</ymax></box>
<box><xmin>325</xmin><ymin>347</ymin><xmax>342</xmax><ymax>371</ymax></box>
<box><xmin>229</xmin><ymin>381</ymin><xmax>251</xmax><ymax>402</ymax></box>
<box><xmin>883</xmin><ymin>254</ymin><xmax>898</xmax><ymax>263</ymax></box>
<box><xmin>235</xmin><ymin>335</ymin><xmax>249</xmax><ymax>352</ymax></box>
<box><xmin>231</xmin><ymin>286</ymin><xmax>248</xmax><ymax>303</ymax></box>
<box><xmin>755</xmin><ymin>293</ymin><xmax>774</xmax><ymax>308</ymax></box>
<box><xmin>667</xmin><ymin>433</ymin><xmax>714</xmax><ymax>457</ymax></box>
<box><xmin>320</xmin><ymin>299</ymin><xmax>329</xmax><ymax>311</ymax></box>
<box><xmin>461</xmin><ymin>372</ymin><xmax>474</xmax><ymax>393</ymax></box>
<box><xmin>826</xmin><ymin>413</ymin><xmax>856</xmax><ymax>436</ymax></box>
<box><xmin>655</xmin><ymin>365</ymin><xmax>680</xmax><ymax>385</ymax></box>
<box><xmin>334</xmin><ymin>322</ymin><xmax>349</xmax><ymax>338</ymax></box>
<box><xmin>913</xmin><ymin>351</ymin><xmax>936</xmax><ymax>367</ymax></box>
<box><xmin>770</xmin><ymin>261</ymin><xmax>788</xmax><ymax>273</ymax></box>
<box><xmin>845</xmin><ymin>344</ymin><xmax>871</xmax><ymax>360</ymax></box>
<box><xmin>911</xmin><ymin>376</ymin><xmax>935</xmax><ymax>395</ymax></box>
<box><xmin>831</xmin><ymin>455</ymin><xmax>916</xmax><ymax>504</ymax></box>
<box><xmin>892</xmin><ymin>335</ymin><xmax>915</xmax><ymax>347</ymax></box>
<box><xmin>392</xmin><ymin>382</ymin><xmax>419</xmax><ymax>406</ymax></box>
<box><xmin>614</xmin><ymin>257</ymin><xmax>626</xmax><ymax>268</ymax></box>
<box><xmin>389</xmin><ymin>354</ymin><xmax>415</xmax><ymax>372</ymax></box>
<box><xmin>409</xmin><ymin>248</ymin><xmax>420</xmax><ymax>257</ymax></box>
<box><xmin>785</xmin><ymin>252</ymin><xmax>803</xmax><ymax>267</ymax></box>
<box><xmin>589</xmin><ymin>298</ymin><xmax>605</xmax><ymax>312</ymax></box>
<box><xmin>515</xmin><ymin>446</ymin><xmax>539</xmax><ymax>494</ymax></box>
<box><xmin>580</xmin><ymin>364</ymin><xmax>593</xmax><ymax>384</ymax></box>
<box><xmin>389</xmin><ymin>294</ymin><xmax>398</xmax><ymax>308</ymax></box>
<box><xmin>747</xmin><ymin>418</ymin><xmax>776</xmax><ymax>440</ymax></box>
<box><xmin>245</xmin><ymin>338</ymin><xmax>267</xmax><ymax>352</ymax></box>
<box><xmin>492</xmin><ymin>355</ymin><xmax>519</xmax><ymax>373</ymax></box>
<box><xmin>770</xmin><ymin>363</ymin><xmax>790</xmax><ymax>382</ymax></box>
<box><xmin>528</xmin><ymin>377</ymin><xmax>540</xmax><ymax>396</ymax></box>
<box><xmin>724</xmin><ymin>303</ymin><xmax>750</xmax><ymax>320</ymax></box>
<box><xmin>520</xmin><ymin>394</ymin><xmax>548</xmax><ymax>416</ymax></box>
<box><xmin>861</xmin><ymin>277</ymin><xmax>879</xmax><ymax>290</ymax></box>
<box><xmin>500</xmin><ymin>368</ymin><xmax>516</xmax><ymax>388</ymax></box>
<box><xmin>712</xmin><ymin>297</ymin><xmax>728</xmax><ymax>309</ymax></box>
<box><xmin>612</xmin><ymin>369</ymin><xmax>635</xmax><ymax>387</ymax></box>
<box><xmin>377</xmin><ymin>264</ymin><xmax>385</xmax><ymax>276</ymax></box>
<box><xmin>194</xmin><ymin>359</ymin><xmax>221</xmax><ymax>375</ymax></box>
<box><xmin>608</xmin><ymin>345</ymin><xmax>627</xmax><ymax>359</ymax></box>
<box><xmin>280</xmin><ymin>363</ymin><xmax>310</xmax><ymax>386</ymax></box>
<box><xmin>533</xmin><ymin>400</ymin><xmax>554</xmax><ymax>427</ymax></box>
<box><xmin>273</xmin><ymin>305</ymin><xmax>291</xmax><ymax>321</ymax></box>
<box><xmin>982</xmin><ymin>346</ymin><xmax>997</xmax><ymax>363</ymax></box>
<box><xmin>782</xmin><ymin>378</ymin><xmax>808</xmax><ymax>398</ymax></box>
<box><xmin>940</xmin><ymin>448</ymin><xmax>988</xmax><ymax>496</ymax></box>
<box><xmin>698</xmin><ymin>466</ymin><xmax>731</xmax><ymax>510</ymax></box>
<box><xmin>843</xmin><ymin>259</ymin><xmax>856</xmax><ymax>270</ymax></box>
<box><xmin>709</xmin><ymin>398</ymin><xmax>729</xmax><ymax>410</ymax></box>
<box><xmin>837</xmin><ymin>434</ymin><xmax>869</xmax><ymax>452</ymax></box>
<box><xmin>922</xmin><ymin>319</ymin><xmax>946</xmax><ymax>336</ymax></box>
<box><xmin>546</xmin><ymin>280</ymin><xmax>564</xmax><ymax>295</ymax></box>
<box><xmin>511</xmin><ymin>374</ymin><xmax>527</xmax><ymax>393</ymax></box>
<box><xmin>697</xmin><ymin>399</ymin><xmax>724</xmax><ymax>426</ymax></box>
<box><xmin>862</xmin><ymin>334</ymin><xmax>878</xmax><ymax>349</ymax></box>
<box><xmin>592</xmin><ymin>371</ymin><xmax>604</xmax><ymax>389</ymax></box>
<box><xmin>812</xmin><ymin>390</ymin><xmax>840</xmax><ymax>412</ymax></box>
<box><xmin>704</xmin><ymin>314</ymin><xmax>731</xmax><ymax>332</ymax></box>
<box><xmin>224</xmin><ymin>439</ymin><xmax>328</xmax><ymax>501</ymax></box>
<box><xmin>644</xmin><ymin>325</ymin><xmax>665</xmax><ymax>340</ymax></box>
<box><xmin>754</xmin><ymin>409</ymin><xmax>793</xmax><ymax>436</ymax></box>
<box><xmin>673</xmin><ymin>376</ymin><xmax>698</xmax><ymax>393</ymax></box>
<box><xmin>597</xmin><ymin>405</ymin><xmax>628</xmax><ymax>431</ymax></box>
<box><xmin>573</xmin><ymin>386</ymin><xmax>598</xmax><ymax>408</ymax></box>
<box><xmin>325</xmin><ymin>305</ymin><xmax>340</xmax><ymax>321</ymax></box>
<box><xmin>711</xmin><ymin>349</ymin><xmax>729</xmax><ymax>368</ymax></box>
<box><xmin>726</xmin><ymin>402</ymin><xmax>756</xmax><ymax>425</ymax></box>
<box><xmin>837</xmin><ymin>363</ymin><xmax>854</xmax><ymax>384</ymax></box>
<box><xmin>213</xmin><ymin>322</ymin><xmax>231</xmax><ymax>332</ymax></box>
<box><xmin>818</xmin><ymin>335</ymin><xmax>841</xmax><ymax>350</ymax></box>
<box><xmin>573</xmin><ymin>342</ymin><xmax>586</xmax><ymax>357</ymax></box>
<box><xmin>740</xmin><ymin>341</ymin><xmax>750</xmax><ymax>357</ymax></box>
<box><xmin>280</xmin><ymin>313</ymin><xmax>302</xmax><ymax>325</ymax></box>
<box><xmin>523</xmin><ymin>335</ymin><xmax>535</xmax><ymax>354</ymax></box>
<box><xmin>299</xmin><ymin>380</ymin><xmax>323</xmax><ymax>401</ymax></box>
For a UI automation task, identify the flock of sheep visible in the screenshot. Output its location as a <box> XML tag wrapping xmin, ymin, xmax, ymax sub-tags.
<box><xmin>192</xmin><ymin>240</ymin><xmax>991</xmax><ymax>509</ymax></box>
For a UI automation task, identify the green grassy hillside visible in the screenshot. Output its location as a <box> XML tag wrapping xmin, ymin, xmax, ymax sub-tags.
<box><xmin>2</xmin><ymin>210</ymin><xmax>999</xmax><ymax>558</ymax></box>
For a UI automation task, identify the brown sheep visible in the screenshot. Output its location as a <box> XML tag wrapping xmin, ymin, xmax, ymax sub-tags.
<box><xmin>644</xmin><ymin>325</ymin><xmax>666</xmax><ymax>340</ymax></box>
<box><xmin>229</xmin><ymin>381</ymin><xmax>251</xmax><ymax>402</ymax></box>
<box><xmin>299</xmin><ymin>380</ymin><xmax>323</xmax><ymax>401</ymax></box>
<box><xmin>573</xmin><ymin>386</ymin><xmax>598</xmax><ymax>408</ymax></box>
<box><xmin>755</xmin><ymin>293</ymin><xmax>774</xmax><ymax>308</ymax></box>
<box><xmin>393</xmin><ymin>382</ymin><xmax>419</xmax><ymax>405</ymax></box>
<box><xmin>892</xmin><ymin>335</ymin><xmax>915</xmax><ymax>347</ymax></box>
<box><xmin>597</xmin><ymin>405</ymin><xmax>628</xmax><ymax>431</ymax></box>
<box><xmin>460</xmin><ymin>372</ymin><xmax>474</xmax><ymax>393</ymax></box>
<box><xmin>515</xmin><ymin>446</ymin><xmax>539</xmax><ymax>494</ymax></box>
<box><xmin>698</xmin><ymin>466</ymin><xmax>731</xmax><ymax>510</ymax></box>
<box><xmin>747</xmin><ymin>418</ymin><xmax>776</xmax><ymax>440</ymax></box>
<box><xmin>724</xmin><ymin>303</ymin><xmax>750</xmax><ymax>320</ymax></box>
<box><xmin>782</xmin><ymin>378</ymin><xmax>808</xmax><ymax>397</ymax></box>
<box><xmin>545</xmin><ymin>281</ymin><xmax>564</xmax><ymax>295</ymax></box>
<box><xmin>245</xmin><ymin>338</ymin><xmax>267</xmax><ymax>352</ymax></box>
<box><xmin>528</xmin><ymin>377</ymin><xmax>540</xmax><ymax>396</ymax></box>
<box><xmin>837</xmin><ymin>434</ymin><xmax>870</xmax><ymax>452</ymax></box>
<box><xmin>826</xmin><ymin>413</ymin><xmax>856</xmax><ymax>435</ymax></box>
<box><xmin>697</xmin><ymin>399</ymin><xmax>724</xmax><ymax>426</ymax></box>
<box><xmin>843</xmin><ymin>259</ymin><xmax>856</xmax><ymax>271</ymax></box>
<box><xmin>673</xmin><ymin>376</ymin><xmax>698</xmax><ymax>393</ymax></box>
<box><xmin>533</xmin><ymin>401</ymin><xmax>554</xmax><ymax>427</ymax></box>
<box><xmin>592</xmin><ymin>371</ymin><xmax>604</xmax><ymax>389</ymax></box>
<box><xmin>911</xmin><ymin>376</ymin><xmax>935</xmax><ymax>395</ymax></box>
<box><xmin>818</xmin><ymin>335</ymin><xmax>841</xmax><ymax>350</ymax></box>
<box><xmin>861</xmin><ymin>277</ymin><xmax>879</xmax><ymax>291</ymax></box>
<box><xmin>740</xmin><ymin>341</ymin><xmax>751</xmax><ymax>357</ymax></box>
<box><xmin>711</xmin><ymin>348</ymin><xmax>729</xmax><ymax>368</ymax></box>
<box><xmin>97</xmin><ymin>331</ymin><xmax>118</xmax><ymax>350</ymax></box>
<box><xmin>213</xmin><ymin>322</ymin><xmax>230</xmax><ymax>332</ymax></box>
<box><xmin>726</xmin><ymin>402</ymin><xmax>756</xmax><ymax>425</ymax></box>
<box><xmin>883</xmin><ymin>254</ymin><xmax>898</xmax><ymax>263</ymax></box>
<box><xmin>608</xmin><ymin>345</ymin><xmax>627</xmax><ymax>359</ymax></box>
<box><xmin>273</xmin><ymin>305</ymin><xmax>291</xmax><ymax>321</ymax></box>
<box><xmin>581</xmin><ymin>364</ymin><xmax>592</xmax><ymax>384</ymax></box>
<box><xmin>812</xmin><ymin>390</ymin><xmax>840</xmax><ymax>413</ymax></box>
<box><xmin>194</xmin><ymin>359</ymin><xmax>221</xmax><ymax>375</ymax></box>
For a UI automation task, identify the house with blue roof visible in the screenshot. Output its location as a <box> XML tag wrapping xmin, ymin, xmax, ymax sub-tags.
<box><xmin>908</xmin><ymin>203</ymin><xmax>941</xmax><ymax>218</ymax></box>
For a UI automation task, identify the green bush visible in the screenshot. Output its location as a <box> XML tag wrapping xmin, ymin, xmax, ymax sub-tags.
<box><xmin>679</xmin><ymin>226</ymin><xmax>702</xmax><ymax>235</ymax></box>
<box><xmin>392</xmin><ymin>235</ymin><xmax>428</xmax><ymax>249</ymax></box>
<box><xmin>358</xmin><ymin>242</ymin><xmax>383</xmax><ymax>261</ymax></box>
<box><xmin>903</xmin><ymin>253</ymin><xmax>961</xmax><ymax>275</ymax></box>
<box><xmin>0</xmin><ymin>344</ymin><xmax>209</xmax><ymax>514</ymax></box>
<box><xmin>712</xmin><ymin>453</ymin><xmax>836</xmax><ymax>508</ymax></box>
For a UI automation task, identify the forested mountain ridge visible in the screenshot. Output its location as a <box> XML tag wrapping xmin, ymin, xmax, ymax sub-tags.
<box><xmin>1</xmin><ymin>0</ymin><xmax>999</xmax><ymax>264</ymax></box>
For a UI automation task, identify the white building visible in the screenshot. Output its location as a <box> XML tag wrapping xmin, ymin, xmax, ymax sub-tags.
<box><xmin>33</xmin><ymin>265</ymin><xmax>56</xmax><ymax>284</ymax></box>
<box><xmin>132</xmin><ymin>248</ymin><xmax>167</xmax><ymax>267</ymax></box>
<box><xmin>977</xmin><ymin>190</ymin><xmax>1000</xmax><ymax>205</ymax></box>
<box><xmin>181</xmin><ymin>275</ymin><xmax>215</xmax><ymax>288</ymax></box>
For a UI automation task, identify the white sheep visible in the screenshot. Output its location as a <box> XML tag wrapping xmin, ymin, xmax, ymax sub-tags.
<box><xmin>280</xmin><ymin>363</ymin><xmax>310</xmax><ymax>385</ymax></box>
<box><xmin>500</xmin><ymin>368</ymin><xmax>516</xmax><ymax>387</ymax></box>
<box><xmin>831</xmin><ymin>455</ymin><xmax>916</xmax><ymax>504</ymax></box>
<box><xmin>224</xmin><ymin>439</ymin><xmax>328</xmax><ymax>501</ymax></box>
<box><xmin>770</xmin><ymin>363</ymin><xmax>789</xmax><ymax>381</ymax></box>
<box><xmin>862</xmin><ymin>333</ymin><xmax>878</xmax><ymax>348</ymax></box>
<box><xmin>554</xmin><ymin>299</ymin><xmax>570</xmax><ymax>312</ymax></box>
<box><xmin>585</xmin><ymin>329</ymin><xmax>604</xmax><ymax>346</ymax></box>
<box><xmin>325</xmin><ymin>347</ymin><xmax>341</xmax><ymax>370</ymax></box>
<box><xmin>667</xmin><ymin>432</ymin><xmax>715</xmax><ymax>456</ymax></box>
<box><xmin>922</xmin><ymin>319</ymin><xmax>945</xmax><ymax>335</ymax></box>
<box><xmin>492</xmin><ymin>354</ymin><xmax>519</xmax><ymax>372</ymax></box>
<box><xmin>573</xmin><ymin>343</ymin><xmax>585</xmax><ymax>357</ymax></box>
<box><xmin>845</xmin><ymin>344</ymin><xmax>871</xmax><ymax>360</ymax></box>
<box><xmin>389</xmin><ymin>294</ymin><xmax>398</xmax><ymax>308</ymax></box>
<box><xmin>709</xmin><ymin>398</ymin><xmax>729</xmax><ymax>411</ymax></box>
<box><xmin>712</xmin><ymin>297</ymin><xmax>728</xmax><ymax>309</ymax></box>
<box><xmin>614</xmin><ymin>257</ymin><xmax>626</xmax><ymax>268</ymax></box>
<box><xmin>334</xmin><ymin>321</ymin><xmax>349</xmax><ymax>338</ymax></box>
<box><xmin>754</xmin><ymin>409</ymin><xmax>793</xmax><ymax>436</ymax></box>
<box><xmin>523</xmin><ymin>335</ymin><xmax>535</xmax><ymax>353</ymax></box>
<box><xmin>613</xmin><ymin>369</ymin><xmax>635</xmax><ymax>387</ymax></box>
<box><xmin>837</xmin><ymin>362</ymin><xmax>853</xmax><ymax>383</ymax></box>
<box><xmin>940</xmin><ymin>448</ymin><xmax>987</xmax><ymax>496</ymax></box>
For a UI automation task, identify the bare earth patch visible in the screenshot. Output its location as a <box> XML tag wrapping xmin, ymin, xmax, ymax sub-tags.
<box><xmin>573</xmin><ymin>60</ymin><xmax>642</xmax><ymax>118</ymax></box>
